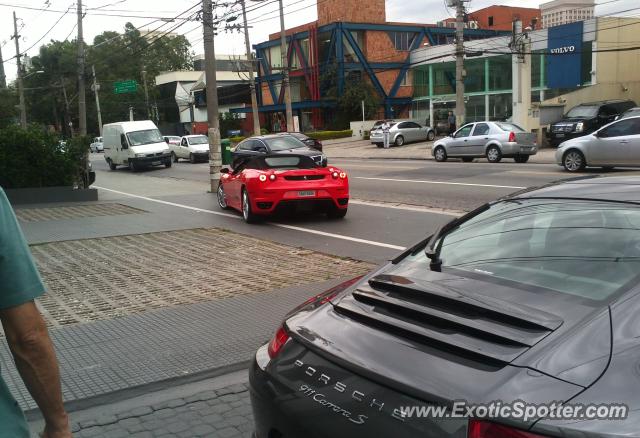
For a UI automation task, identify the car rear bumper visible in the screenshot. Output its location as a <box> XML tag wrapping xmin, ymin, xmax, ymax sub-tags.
<box><xmin>500</xmin><ymin>143</ymin><xmax>538</xmax><ymax>156</ymax></box>
<box><xmin>250</xmin><ymin>186</ymin><xmax>349</xmax><ymax>215</ymax></box>
<box><xmin>249</xmin><ymin>342</ymin><xmax>468</xmax><ymax>438</ymax></box>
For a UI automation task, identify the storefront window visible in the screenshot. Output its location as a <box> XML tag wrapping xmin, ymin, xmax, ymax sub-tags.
<box><xmin>489</xmin><ymin>93</ymin><xmax>512</xmax><ymax>121</ymax></box>
<box><xmin>464</xmin><ymin>58</ymin><xmax>485</xmax><ymax>93</ymax></box>
<box><xmin>432</xmin><ymin>62</ymin><xmax>456</xmax><ymax>96</ymax></box>
<box><xmin>531</xmin><ymin>51</ymin><xmax>543</xmax><ymax>89</ymax></box>
<box><xmin>465</xmin><ymin>95</ymin><xmax>486</xmax><ymax>122</ymax></box>
<box><xmin>488</xmin><ymin>55</ymin><xmax>512</xmax><ymax>91</ymax></box>
<box><xmin>413</xmin><ymin>66</ymin><xmax>430</xmax><ymax>98</ymax></box>
<box><xmin>411</xmin><ymin>100</ymin><xmax>430</xmax><ymax>125</ymax></box>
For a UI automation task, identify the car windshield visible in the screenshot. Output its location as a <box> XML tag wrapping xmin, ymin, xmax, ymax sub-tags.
<box><xmin>621</xmin><ymin>109</ymin><xmax>640</xmax><ymax>119</ymax></box>
<box><xmin>264</xmin><ymin>136</ymin><xmax>306</xmax><ymax>151</ymax></box>
<box><xmin>496</xmin><ymin>123</ymin><xmax>525</xmax><ymax>132</ymax></box>
<box><xmin>188</xmin><ymin>136</ymin><xmax>209</xmax><ymax>145</ymax></box>
<box><xmin>127</xmin><ymin>129</ymin><xmax>163</xmax><ymax>146</ymax></box>
<box><xmin>565</xmin><ymin>106</ymin><xmax>599</xmax><ymax>118</ymax></box>
<box><xmin>409</xmin><ymin>199</ymin><xmax>640</xmax><ymax>300</ymax></box>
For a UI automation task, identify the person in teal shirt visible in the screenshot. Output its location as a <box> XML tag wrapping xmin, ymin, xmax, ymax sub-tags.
<box><xmin>0</xmin><ymin>188</ymin><xmax>70</xmax><ymax>437</ymax></box>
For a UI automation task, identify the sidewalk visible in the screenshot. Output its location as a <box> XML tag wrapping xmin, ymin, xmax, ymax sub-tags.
<box><xmin>28</xmin><ymin>371</ymin><xmax>254</xmax><ymax>438</ymax></box>
<box><xmin>322</xmin><ymin>137</ymin><xmax>557</xmax><ymax>164</ymax></box>
<box><xmin>6</xmin><ymin>187</ymin><xmax>372</xmax><ymax>416</ymax></box>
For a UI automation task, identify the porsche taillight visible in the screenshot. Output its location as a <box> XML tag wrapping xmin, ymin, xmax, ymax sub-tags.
<box><xmin>267</xmin><ymin>326</ymin><xmax>290</xmax><ymax>359</ymax></box>
<box><xmin>468</xmin><ymin>420</ymin><xmax>549</xmax><ymax>438</ymax></box>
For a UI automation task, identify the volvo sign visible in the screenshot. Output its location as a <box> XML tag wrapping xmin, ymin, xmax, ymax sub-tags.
<box><xmin>547</xmin><ymin>22</ymin><xmax>584</xmax><ymax>89</ymax></box>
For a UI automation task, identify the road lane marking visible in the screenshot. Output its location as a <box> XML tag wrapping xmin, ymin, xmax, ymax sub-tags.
<box><xmin>94</xmin><ymin>186</ymin><xmax>407</xmax><ymax>251</ymax></box>
<box><xmin>349</xmin><ymin>199</ymin><xmax>463</xmax><ymax>216</ymax></box>
<box><xmin>354</xmin><ymin>177</ymin><xmax>525</xmax><ymax>190</ymax></box>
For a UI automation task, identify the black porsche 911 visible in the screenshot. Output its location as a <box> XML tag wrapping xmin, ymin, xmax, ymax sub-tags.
<box><xmin>249</xmin><ymin>176</ymin><xmax>640</xmax><ymax>438</ymax></box>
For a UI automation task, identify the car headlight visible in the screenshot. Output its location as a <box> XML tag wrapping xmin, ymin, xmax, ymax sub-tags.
<box><xmin>575</xmin><ymin>122</ymin><xmax>584</xmax><ymax>132</ymax></box>
<box><xmin>135</xmin><ymin>153</ymin><xmax>146</xmax><ymax>158</ymax></box>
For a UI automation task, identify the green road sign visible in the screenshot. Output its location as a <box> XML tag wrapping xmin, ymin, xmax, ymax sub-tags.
<box><xmin>113</xmin><ymin>80</ymin><xmax>138</xmax><ymax>94</ymax></box>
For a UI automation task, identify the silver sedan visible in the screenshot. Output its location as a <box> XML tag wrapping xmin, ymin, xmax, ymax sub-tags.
<box><xmin>370</xmin><ymin>121</ymin><xmax>436</xmax><ymax>147</ymax></box>
<box><xmin>556</xmin><ymin>116</ymin><xmax>640</xmax><ymax>172</ymax></box>
<box><xmin>432</xmin><ymin>121</ymin><xmax>537</xmax><ymax>163</ymax></box>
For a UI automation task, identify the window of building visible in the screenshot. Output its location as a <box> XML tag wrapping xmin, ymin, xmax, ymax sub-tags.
<box><xmin>389</xmin><ymin>32</ymin><xmax>415</xmax><ymax>51</ymax></box>
<box><xmin>463</xmin><ymin>58</ymin><xmax>485</xmax><ymax>93</ymax></box>
<box><xmin>413</xmin><ymin>66</ymin><xmax>429</xmax><ymax>98</ymax></box>
<box><xmin>489</xmin><ymin>93</ymin><xmax>513</xmax><ymax>121</ymax></box>
<box><xmin>432</xmin><ymin>61</ymin><xmax>456</xmax><ymax>95</ymax></box>
<box><xmin>488</xmin><ymin>16</ymin><xmax>494</xmax><ymax>26</ymax></box>
<box><xmin>488</xmin><ymin>55</ymin><xmax>512</xmax><ymax>91</ymax></box>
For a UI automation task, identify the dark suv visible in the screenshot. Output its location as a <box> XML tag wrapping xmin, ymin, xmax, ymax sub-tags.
<box><xmin>549</xmin><ymin>99</ymin><xmax>636</xmax><ymax>147</ymax></box>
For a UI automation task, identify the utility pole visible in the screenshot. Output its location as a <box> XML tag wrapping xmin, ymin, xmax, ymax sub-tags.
<box><xmin>77</xmin><ymin>0</ymin><xmax>87</xmax><ymax>135</ymax></box>
<box><xmin>203</xmin><ymin>0</ymin><xmax>222</xmax><ymax>192</ymax></box>
<box><xmin>454</xmin><ymin>0</ymin><xmax>466</xmax><ymax>126</ymax></box>
<box><xmin>277</xmin><ymin>0</ymin><xmax>294</xmax><ymax>132</ymax></box>
<box><xmin>0</xmin><ymin>42</ymin><xmax>7</xmax><ymax>88</ymax></box>
<box><xmin>91</xmin><ymin>65</ymin><xmax>103</xmax><ymax>136</ymax></box>
<box><xmin>241</xmin><ymin>0</ymin><xmax>261</xmax><ymax>136</ymax></box>
<box><xmin>129</xmin><ymin>106</ymin><xmax>134</xmax><ymax>121</ymax></box>
<box><xmin>141</xmin><ymin>68</ymin><xmax>151</xmax><ymax>119</ymax></box>
<box><xmin>12</xmin><ymin>12</ymin><xmax>26</xmax><ymax>128</ymax></box>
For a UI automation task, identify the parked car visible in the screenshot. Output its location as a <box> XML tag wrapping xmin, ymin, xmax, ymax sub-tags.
<box><xmin>250</xmin><ymin>175</ymin><xmax>640</xmax><ymax>438</ymax></box>
<box><xmin>549</xmin><ymin>99</ymin><xmax>636</xmax><ymax>147</ymax></box>
<box><xmin>163</xmin><ymin>135</ymin><xmax>181</xmax><ymax>146</ymax></box>
<box><xmin>90</xmin><ymin>136</ymin><xmax>104</xmax><ymax>153</ymax></box>
<box><xmin>370</xmin><ymin>121</ymin><xmax>436</xmax><ymax>147</ymax></box>
<box><xmin>617</xmin><ymin>107</ymin><xmax>640</xmax><ymax>120</ymax></box>
<box><xmin>556</xmin><ymin>115</ymin><xmax>640</xmax><ymax>172</ymax></box>
<box><xmin>288</xmin><ymin>132</ymin><xmax>323</xmax><ymax>151</ymax></box>
<box><xmin>232</xmin><ymin>134</ymin><xmax>327</xmax><ymax>168</ymax></box>
<box><xmin>103</xmin><ymin>120</ymin><xmax>172</xmax><ymax>171</ymax></box>
<box><xmin>169</xmin><ymin>135</ymin><xmax>210</xmax><ymax>163</ymax></box>
<box><xmin>217</xmin><ymin>154</ymin><xmax>348</xmax><ymax>223</ymax></box>
<box><xmin>432</xmin><ymin>121</ymin><xmax>537</xmax><ymax>163</ymax></box>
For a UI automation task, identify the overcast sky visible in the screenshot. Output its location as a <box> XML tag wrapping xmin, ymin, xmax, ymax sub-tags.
<box><xmin>1</xmin><ymin>0</ymin><xmax>637</xmax><ymax>83</ymax></box>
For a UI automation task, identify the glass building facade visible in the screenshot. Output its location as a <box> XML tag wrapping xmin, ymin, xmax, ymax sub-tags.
<box><xmin>411</xmin><ymin>45</ymin><xmax>593</xmax><ymax>126</ymax></box>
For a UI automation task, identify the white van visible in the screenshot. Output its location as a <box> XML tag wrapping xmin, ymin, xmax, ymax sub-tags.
<box><xmin>103</xmin><ymin>120</ymin><xmax>172</xmax><ymax>171</ymax></box>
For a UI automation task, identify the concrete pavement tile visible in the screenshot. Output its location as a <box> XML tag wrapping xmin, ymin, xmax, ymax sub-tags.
<box><xmin>190</xmin><ymin>424</ymin><xmax>216</xmax><ymax>436</ymax></box>
<box><xmin>165</xmin><ymin>420</ymin><xmax>191</xmax><ymax>434</ymax></box>
<box><xmin>217</xmin><ymin>427</ymin><xmax>242</xmax><ymax>438</ymax></box>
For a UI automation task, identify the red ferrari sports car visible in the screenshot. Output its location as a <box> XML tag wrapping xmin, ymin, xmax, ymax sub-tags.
<box><xmin>217</xmin><ymin>154</ymin><xmax>349</xmax><ymax>223</ymax></box>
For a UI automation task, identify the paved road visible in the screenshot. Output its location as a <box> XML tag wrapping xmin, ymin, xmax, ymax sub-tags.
<box><xmin>88</xmin><ymin>153</ymin><xmax>636</xmax><ymax>263</ymax></box>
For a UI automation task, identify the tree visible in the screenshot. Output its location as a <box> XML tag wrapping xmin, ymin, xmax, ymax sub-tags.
<box><xmin>0</xmin><ymin>87</ymin><xmax>18</xmax><ymax>129</ymax></box>
<box><xmin>22</xmin><ymin>23</ymin><xmax>194</xmax><ymax>136</ymax></box>
<box><xmin>321</xmin><ymin>62</ymin><xmax>380</xmax><ymax>129</ymax></box>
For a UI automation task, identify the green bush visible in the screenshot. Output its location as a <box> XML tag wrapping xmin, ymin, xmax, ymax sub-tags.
<box><xmin>303</xmin><ymin>130</ymin><xmax>353</xmax><ymax>141</ymax></box>
<box><xmin>0</xmin><ymin>125</ymin><xmax>89</xmax><ymax>189</ymax></box>
<box><xmin>260</xmin><ymin>128</ymin><xmax>270</xmax><ymax>136</ymax></box>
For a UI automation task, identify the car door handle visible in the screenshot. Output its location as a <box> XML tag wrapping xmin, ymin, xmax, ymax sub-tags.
<box><xmin>484</xmin><ymin>137</ymin><xmax>489</xmax><ymax>140</ymax></box>
<box><xmin>620</xmin><ymin>140</ymin><xmax>629</xmax><ymax>144</ymax></box>
<box><xmin>464</xmin><ymin>139</ymin><xmax>468</xmax><ymax>142</ymax></box>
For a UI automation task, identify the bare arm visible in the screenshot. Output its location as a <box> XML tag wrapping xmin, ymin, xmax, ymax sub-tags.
<box><xmin>0</xmin><ymin>301</ymin><xmax>70</xmax><ymax>438</ymax></box>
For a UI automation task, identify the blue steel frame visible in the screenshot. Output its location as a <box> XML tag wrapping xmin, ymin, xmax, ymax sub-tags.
<box><xmin>234</xmin><ymin>23</ymin><xmax>507</xmax><ymax>119</ymax></box>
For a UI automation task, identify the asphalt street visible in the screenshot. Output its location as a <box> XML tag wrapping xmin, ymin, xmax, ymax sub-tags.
<box><xmin>89</xmin><ymin>153</ymin><xmax>632</xmax><ymax>263</ymax></box>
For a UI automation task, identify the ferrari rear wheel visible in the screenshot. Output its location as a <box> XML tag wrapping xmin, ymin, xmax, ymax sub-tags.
<box><xmin>217</xmin><ymin>183</ymin><xmax>229</xmax><ymax>210</ymax></box>
<box><xmin>242</xmin><ymin>189</ymin><xmax>260</xmax><ymax>223</ymax></box>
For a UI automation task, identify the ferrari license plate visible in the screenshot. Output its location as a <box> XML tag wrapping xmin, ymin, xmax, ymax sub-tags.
<box><xmin>298</xmin><ymin>190</ymin><xmax>316</xmax><ymax>197</ymax></box>
<box><xmin>152</xmin><ymin>161</ymin><xmax>161</xmax><ymax>166</ymax></box>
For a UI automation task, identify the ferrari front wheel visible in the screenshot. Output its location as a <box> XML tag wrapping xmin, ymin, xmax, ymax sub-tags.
<box><xmin>242</xmin><ymin>189</ymin><xmax>260</xmax><ymax>223</ymax></box>
<box><xmin>217</xmin><ymin>183</ymin><xmax>229</xmax><ymax>210</ymax></box>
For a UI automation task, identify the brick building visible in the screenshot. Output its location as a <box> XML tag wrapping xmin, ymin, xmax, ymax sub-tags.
<box><xmin>441</xmin><ymin>5</ymin><xmax>542</xmax><ymax>31</ymax></box>
<box><xmin>230</xmin><ymin>0</ymin><xmax>505</xmax><ymax>131</ymax></box>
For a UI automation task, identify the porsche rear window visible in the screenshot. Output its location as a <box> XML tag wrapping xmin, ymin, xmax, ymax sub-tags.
<box><xmin>409</xmin><ymin>199</ymin><xmax>640</xmax><ymax>300</ymax></box>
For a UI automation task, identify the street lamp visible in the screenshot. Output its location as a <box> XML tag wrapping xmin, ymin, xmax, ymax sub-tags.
<box><xmin>250</xmin><ymin>0</ymin><xmax>293</xmax><ymax>132</ymax></box>
<box><xmin>24</xmin><ymin>70</ymin><xmax>44</xmax><ymax>79</ymax></box>
<box><xmin>18</xmin><ymin>70</ymin><xmax>44</xmax><ymax>127</ymax></box>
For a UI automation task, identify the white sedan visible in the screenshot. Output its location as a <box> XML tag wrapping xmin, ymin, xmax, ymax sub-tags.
<box><xmin>170</xmin><ymin>135</ymin><xmax>211</xmax><ymax>163</ymax></box>
<box><xmin>370</xmin><ymin>121</ymin><xmax>436</xmax><ymax>147</ymax></box>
